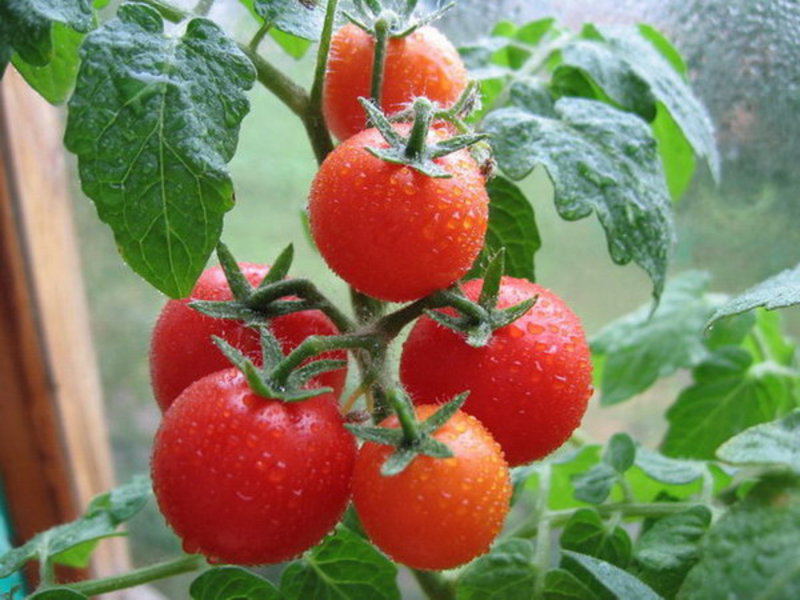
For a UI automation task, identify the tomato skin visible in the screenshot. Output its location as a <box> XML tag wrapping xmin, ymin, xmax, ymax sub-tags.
<box><xmin>151</xmin><ymin>368</ymin><xmax>356</xmax><ymax>565</ymax></box>
<box><xmin>400</xmin><ymin>277</ymin><xmax>593</xmax><ymax>466</ymax></box>
<box><xmin>149</xmin><ymin>263</ymin><xmax>346</xmax><ymax>412</ymax></box>
<box><xmin>323</xmin><ymin>24</ymin><xmax>468</xmax><ymax>141</ymax></box>
<box><xmin>352</xmin><ymin>405</ymin><xmax>511</xmax><ymax>570</ymax></box>
<box><xmin>308</xmin><ymin>126</ymin><xmax>489</xmax><ymax>302</ymax></box>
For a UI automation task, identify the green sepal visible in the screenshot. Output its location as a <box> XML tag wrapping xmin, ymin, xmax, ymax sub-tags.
<box><xmin>381</xmin><ymin>447</ymin><xmax>417</xmax><ymax>476</ymax></box>
<box><xmin>478</xmin><ymin>249</ymin><xmax>506</xmax><ymax>308</ymax></box>
<box><xmin>259</xmin><ymin>244</ymin><xmax>294</xmax><ymax>287</ymax></box>
<box><xmin>188</xmin><ymin>300</ymin><xmax>264</xmax><ymax>325</ymax></box>
<box><xmin>420</xmin><ymin>391</ymin><xmax>469</xmax><ymax>433</ymax></box>
<box><xmin>287</xmin><ymin>360</ymin><xmax>347</xmax><ymax>389</ymax></box>
<box><xmin>415</xmin><ymin>437</ymin><xmax>454</xmax><ymax>459</ymax></box>
<box><xmin>345</xmin><ymin>425</ymin><xmax>406</xmax><ymax>446</ymax></box>
<box><xmin>216</xmin><ymin>241</ymin><xmax>253</xmax><ymax>302</ymax></box>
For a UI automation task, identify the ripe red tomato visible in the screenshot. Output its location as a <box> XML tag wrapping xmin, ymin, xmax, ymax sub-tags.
<box><xmin>400</xmin><ymin>277</ymin><xmax>593</xmax><ymax>466</ymax></box>
<box><xmin>352</xmin><ymin>405</ymin><xmax>511</xmax><ymax>570</ymax></box>
<box><xmin>151</xmin><ymin>367</ymin><xmax>356</xmax><ymax>564</ymax></box>
<box><xmin>149</xmin><ymin>263</ymin><xmax>346</xmax><ymax>412</ymax></box>
<box><xmin>308</xmin><ymin>126</ymin><xmax>489</xmax><ymax>302</ymax></box>
<box><xmin>323</xmin><ymin>24</ymin><xmax>468</xmax><ymax>141</ymax></box>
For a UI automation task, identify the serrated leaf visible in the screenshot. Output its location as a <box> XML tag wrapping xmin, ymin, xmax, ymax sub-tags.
<box><xmin>591</xmin><ymin>271</ymin><xmax>715</xmax><ymax>406</ymax></box>
<box><xmin>662</xmin><ymin>346</ymin><xmax>798</xmax><ymax>460</ymax></box>
<box><xmin>0</xmin><ymin>0</ymin><xmax>91</xmax><ymax>70</ymax></box>
<box><xmin>544</xmin><ymin>568</ymin><xmax>601</xmax><ymax>600</ymax></box>
<box><xmin>456</xmin><ymin>539</ymin><xmax>536</xmax><ymax>600</ymax></box>
<box><xmin>707</xmin><ymin>262</ymin><xmax>800</xmax><ymax>329</ymax></box>
<box><xmin>64</xmin><ymin>4</ymin><xmax>255</xmax><ymax>298</ymax></box>
<box><xmin>484</xmin><ymin>97</ymin><xmax>674</xmax><ymax>302</ymax></box>
<box><xmin>0</xmin><ymin>476</ymin><xmax>151</xmax><ymax>578</ymax></box>
<box><xmin>560</xmin><ymin>509</ymin><xmax>632</xmax><ymax>568</ymax></box>
<box><xmin>468</xmin><ymin>176</ymin><xmax>540</xmax><ymax>281</ymax></box>
<box><xmin>716</xmin><ymin>410</ymin><xmax>800</xmax><ymax>472</ymax></box>
<box><xmin>11</xmin><ymin>23</ymin><xmax>83</xmax><ymax>104</ymax></box>
<box><xmin>280</xmin><ymin>527</ymin><xmax>400</xmax><ymax>600</ymax></box>
<box><xmin>633</xmin><ymin>506</ymin><xmax>711</xmax><ymax>599</ymax></box>
<box><xmin>677</xmin><ymin>476</ymin><xmax>800</xmax><ymax>600</ymax></box>
<box><xmin>562</xmin><ymin>551</ymin><xmax>662</xmax><ymax>600</ymax></box>
<box><xmin>190</xmin><ymin>566</ymin><xmax>280</xmax><ymax>600</ymax></box>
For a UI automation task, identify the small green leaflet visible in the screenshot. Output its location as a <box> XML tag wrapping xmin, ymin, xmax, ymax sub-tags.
<box><xmin>572</xmin><ymin>434</ymin><xmax>635</xmax><ymax>504</ymax></box>
<box><xmin>190</xmin><ymin>566</ymin><xmax>280</xmax><ymax>600</ymax></box>
<box><xmin>707</xmin><ymin>262</ymin><xmax>800</xmax><ymax>329</ymax></box>
<box><xmin>716</xmin><ymin>409</ymin><xmax>800</xmax><ymax>473</ymax></box>
<box><xmin>483</xmin><ymin>97</ymin><xmax>674</xmax><ymax>302</ymax></box>
<box><xmin>11</xmin><ymin>22</ymin><xmax>83</xmax><ymax>104</ymax></box>
<box><xmin>455</xmin><ymin>539</ymin><xmax>537</xmax><ymax>600</ymax></box>
<box><xmin>544</xmin><ymin>568</ymin><xmax>600</xmax><ymax>600</ymax></box>
<box><xmin>560</xmin><ymin>509</ymin><xmax>632</xmax><ymax>569</ymax></box>
<box><xmin>64</xmin><ymin>4</ymin><xmax>255</xmax><ymax>298</ymax></box>
<box><xmin>560</xmin><ymin>551</ymin><xmax>663</xmax><ymax>600</ymax></box>
<box><xmin>0</xmin><ymin>0</ymin><xmax>91</xmax><ymax>74</ymax></box>
<box><xmin>237</xmin><ymin>0</ymin><xmax>322</xmax><ymax>58</ymax></box>
<box><xmin>525</xmin><ymin>445</ymin><xmax>604</xmax><ymax>510</ymax></box>
<box><xmin>662</xmin><ymin>346</ymin><xmax>799</xmax><ymax>460</ymax></box>
<box><xmin>677</xmin><ymin>476</ymin><xmax>800</xmax><ymax>599</ymax></box>
<box><xmin>467</xmin><ymin>176</ymin><xmax>540</xmax><ymax>281</ymax></box>
<box><xmin>632</xmin><ymin>506</ymin><xmax>711</xmax><ymax>599</ymax></box>
<box><xmin>0</xmin><ymin>476</ymin><xmax>151</xmax><ymax>578</ymax></box>
<box><xmin>280</xmin><ymin>527</ymin><xmax>400</xmax><ymax>600</ymax></box>
<box><xmin>590</xmin><ymin>271</ymin><xmax>716</xmax><ymax>406</ymax></box>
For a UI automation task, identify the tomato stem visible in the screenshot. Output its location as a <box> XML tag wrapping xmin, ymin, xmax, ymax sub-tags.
<box><xmin>385</xmin><ymin>387</ymin><xmax>422</xmax><ymax>443</ymax></box>
<box><xmin>307</xmin><ymin>0</ymin><xmax>339</xmax><ymax>164</ymax></box>
<box><xmin>67</xmin><ymin>555</ymin><xmax>205</xmax><ymax>596</ymax></box>
<box><xmin>404</xmin><ymin>97</ymin><xmax>436</xmax><ymax>160</ymax></box>
<box><xmin>369</xmin><ymin>13</ymin><xmax>392</xmax><ymax>109</ymax></box>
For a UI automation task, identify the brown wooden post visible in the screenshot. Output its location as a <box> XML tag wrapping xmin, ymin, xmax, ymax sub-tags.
<box><xmin>0</xmin><ymin>69</ymin><xmax>131</xmax><ymax>591</ymax></box>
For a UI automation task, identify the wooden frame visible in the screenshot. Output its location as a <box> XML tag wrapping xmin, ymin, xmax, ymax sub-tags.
<box><xmin>0</xmin><ymin>69</ymin><xmax>130</xmax><ymax>591</ymax></box>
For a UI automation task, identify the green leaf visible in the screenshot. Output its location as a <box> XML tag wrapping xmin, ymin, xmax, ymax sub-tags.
<box><xmin>652</xmin><ymin>101</ymin><xmax>695</xmax><ymax>202</ymax></box>
<box><xmin>573</xmin><ymin>436</ymin><xmax>635</xmax><ymax>504</ymax></box>
<box><xmin>281</xmin><ymin>527</ymin><xmax>400</xmax><ymax>600</ymax></box>
<box><xmin>716</xmin><ymin>409</ymin><xmax>800</xmax><ymax>472</ymax></box>
<box><xmin>560</xmin><ymin>509</ymin><xmax>632</xmax><ymax>568</ymax></box>
<box><xmin>633</xmin><ymin>506</ymin><xmax>711</xmax><ymax>599</ymax></box>
<box><xmin>11</xmin><ymin>22</ymin><xmax>83</xmax><ymax>104</ymax></box>
<box><xmin>455</xmin><ymin>539</ymin><xmax>537</xmax><ymax>600</ymax></box>
<box><xmin>468</xmin><ymin>176</ymin><xmax>540</xmax><ymax>281</ymax></box>
<box><xmin>64</xmin><ymin>4</ymin><xmax>255</xmax><ymax>298</ymax></box>
<box><xmin>707</xmin><ymin>262</ymin><xmax>800</xmax><ymax>329</ymax></box>
<box><xmin>677</xmin><ymin>476</ymin><xmax>800</xmax><ymax>600</ymax></box>
<box><xmin>269</xmin><ymin>29</ymin><xmax>312</xmax><ymax>60</ymax></box>
<box><xmin>591</xmin><ymin>271</ymin><xmax>715</xmax><ymax>406</ymax></box>
<box><xmin>28</xmin><ymin>589</ymin><xmax>88</xmax><ymax>599</ymax></box>
<box><xmin>484</xmin><ymin>97</ymin><xmax>673</xmax><ymax>302</ymax></box>
<box><xmin>633</xmin><ymin>447</ymin><xmax>705</xmax><ymax>486</ymax></box>
<box><xmin>253</xmin><ymin>0</ymin><xmax>324</xmax><ymax>41</ymax></box>
<box><xmin>605</xmin><ymin>433</ymin><xmax>635</xmax><ymax>473</ymax></box>
<box><xmin>636</xmin><ymin>25</ymin><xmax>687</xmax><ymax>78</ymax></box>
<box><xmin>0</xmin><ymin>0</ymin><xmax>91</xmax><ymax>71</ymax></box>
<box><xmin>544</xmin><ymin>568</ymin><xmax>601</xmax><ymax>600</ymax></box>
<box><xmin>190</xmin><ymin>566</ymin><xmax>280</xmax><ymax>600</ymax></box>
<box><xmin>0</xmin><ymin>476</ymin><xmax>151</xmax><ymax>578</ymax></box>
<box><xmin>526</xmin><ymin>445</ymin><xmax>604</xmax><ymax>510</ymax></box>
<box><xmin>662</xmin><ymin>346</ymin><xmax>798</xmax><ymax>459</ymax></box>
<box><xmin>561</xmin><ymin>551</ymin><xmax>663</xmax><ymax>600</ymax></box>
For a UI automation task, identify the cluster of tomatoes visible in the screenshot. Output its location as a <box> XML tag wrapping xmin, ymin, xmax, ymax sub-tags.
<box><xmin>149</xmin><ymin>17</ymin><xmax>593</xmax><ymax>573</ymax></box>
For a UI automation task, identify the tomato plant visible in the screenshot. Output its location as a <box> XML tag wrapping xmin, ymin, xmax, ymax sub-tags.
<box><xmin>2</xmin><ymin>0</ymin><xmax>800</xmax><ymax>598</ymax></box>
<box><xmin>401</xmin><ymin>277</ymin><xmax>593</xmax><ymax>466</ymax></box>
<box><xmin>152</xmin><ymin>368</ymin><xmax>355</xmax><ymax>565</ymax></box>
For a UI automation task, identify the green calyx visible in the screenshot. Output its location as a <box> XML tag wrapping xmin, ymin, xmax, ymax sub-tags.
<box><xmin>426</xmin><ymin>250</ymin><xmax>537</xmax><ymax>347</ymax></box>
<box><xmin>345</xmin><ymin>0</ymin><xmax>454</xmax><ymax>39</ymax></box>
<box><xmin>361</xmin><ymin>96</ymin><xmax>487</xmax><ymax>178</ymax></box>
<box><xmin>346</xmin><ymin>390</ymin><xmax>469</xmax><ymax>476</ymax></box>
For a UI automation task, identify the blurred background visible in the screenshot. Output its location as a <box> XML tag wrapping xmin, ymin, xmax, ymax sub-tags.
<box><xmin>66</xmin><ymin>0</ymin><xmax>799</xmax><ymax>596</ymax></box>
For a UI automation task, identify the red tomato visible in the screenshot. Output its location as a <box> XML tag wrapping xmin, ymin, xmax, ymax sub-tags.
<box><xmin>308</xmin><ymin>126</ymin><xmax>488</xmax><ymax>302</ymax></box>
<box><xmin>352</xmin><ymin>405</ymin><xmax>511</xmax><ymax>570</ymax></box>
<box><xmin>400</xmin><ymin>277</ymin><xmax>593</xmax><ymax>466</ymax></box>
<box><xmin>323</xmin><ymin>24</ymin><xmax>468</xmax><ymax>141</ymax></box>
<box><xmin>149</xmin><ymin>263</ymin><xmax>346</xmax><ymax>412</ymax></box>
<box><xmin>151</xmin><ymin>368</ymin><xmax>356</xmax><ymax>564</ymax></box>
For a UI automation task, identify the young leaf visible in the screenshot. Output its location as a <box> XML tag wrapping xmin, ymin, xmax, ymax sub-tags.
<box><xmin>561</xmin><ymin>551</ymin><xmax>662</xmax><ymax>600</ymax></box>
<box><xmin>11</xmin><ymin>23</ymin><xmax>83</xmax><ymax>105</ymax></box>
<box><xmin>544</xmin><ymin>568</ymin><xmax>600</xmax><ymax>600</ymax></box>
<box><xmin>190</xmin><ymin>566</ymin><xmax>280</xmax><ymax>600</ymax></box>
<box><xmin>707</xmin><ymin>262</ymin><xmax>800</xmax><ymax>329</ymax></box>
<box><xmin>590</xmin><ymin>271</ymin><xmax>715</xmax><ymax>406</ymax></box>
<box><xmin>64</xmin><ymin>4</ymin><xmax>255</xmax><ymax>298</ymax></box>
<box><xmin>455</xmin><ymin>539</ymin><xmax>537</xmax><ymax>600</ymax></box>
<box><xmin>633</xmin><ymin>447</ymin><xmax>705</xmax><ymax>486</ymax></box>
<box><xmin>253</xmin><ymin>0</ymin><xmax>325</xmax><ymax>41</ymax></box>
<box><xmin>281</xmin><ymin>527</ymin><xmax>400</xmax><ymax>600</ymax></box>
<box><xmin>560</xmin><ymin>509</ymin><xmax>632</xmax><ymax>568</ymax></box>
<box><xmin>716</xmin><ymin>409</ymin><xmax>800</xmax><ymax>472</ymax></box>
<box><xmin>0</xmin><ymin>476</ymin><xmax>151</xmax><ymax>578</ymax></box>
<box><xmin>663</xmin><ymin>346</ymin><xmax>798</xmax><ymax>460</ymax></box>
<box><xmin>484</xmin><ymin>97</ymin><xmax>674</xmax><ymax>302</ymax></box>
<box><xmin>677</xmin><ymin>476</ymin><xmax>800</xmax><ymax>599</ymax></box>
<box><xmin>633</xmin><ymin>506</ymin><xmax>711</xmax><ymax>599</ymax></box>
<box><xmin>573</xmin><ymin>434</ymin><xmax>635</xmax><ymax>504</ymax></box>
<box><xmin>526</xmin><ymin>445</ymin><xmax>603</xmax><ymax>510</ymax></box>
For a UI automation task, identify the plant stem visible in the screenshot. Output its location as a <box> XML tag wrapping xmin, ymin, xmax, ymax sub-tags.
<box><xmin>69</xmin><ymin>555</ymin><xmax>204</xmax><ymax>596</ymax></box>
<box><xmin>192</xmin><ymin>0</ymin><xmax>214</xmax><ymax>16</ymax></box>
<box><xmin>547</xmin><ymin>501</ymin><xmax>703</xmax><ymax>528</ymax></box>
<box><xmin>239</xmin><ymin>45</ymin><xmax>310</xmax><ymax>118</ymax></box>
<box><xmin>385</xmin><ymin>387</ymin><xmax>422</xmax><ymax>442</ymax></box>
<box><xmin>308</xmin><ymin>0</ymin><xmax>340</xmax><ymax>159</ymax></box>
<box><xmin>271</xmin><ymin>334</ymin><xmax>379</xmax><ymax>386</ymax></box>
<box><xmin>248</xmin><ymin>21</ymin><xmax>272</xmax><ymax>52</ymax></box>
<box><xmin>370</xmin><ymin>16</ymin><xmax>391</xmax><ymax>108</ymax></box>
<box><xmin>412</xmin><ymin>568</ymin><xmax>456</xmax><ymax>600</ymax></box>
<box><xmin>532</xmin><ymin>463</ymin><xmax>552</xmax><ymax>599</ymax></box>
<box><xmin>405</xmin><ymin>98</ymin><xmax>435</xmax><ymax>159</ymax></box>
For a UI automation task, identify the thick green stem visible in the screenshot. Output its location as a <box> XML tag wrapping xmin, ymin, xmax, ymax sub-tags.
<box><xmin>69</xmin><ymin>555</ymin><xmax>204</xmax><ymax>596</ymax></box>
<box><xmin>239</xmin><ymin>45</ymin><xmax>310</xmax><ymax>118</ymax></box>
<box><xmin>370</xmin><ymin>16</ymin><xmax>391</xmax><ymax>108</ymax></box>
<box><xmin>412</xmin><ymin>568</ymin><xmax>456</xmax><ymax>600</ymax></box>
<box><xmin>404</xmin><ymin>98</ymin><xmax>435</xmax><ymax>159</ymax></box>
<box><xmin>248</xmin><ymin>21</ymin><xmax>272</xmax><ymax>51</ymax></box>
<box><xmin>386</xmin><ymin>387</ymin><xmax>422</xmax><ymax>443</ymax></box>
<box><xmin>532</xmin><ymin>464</ymin><xmax>552</xmax><ymax>599</ymax></box>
